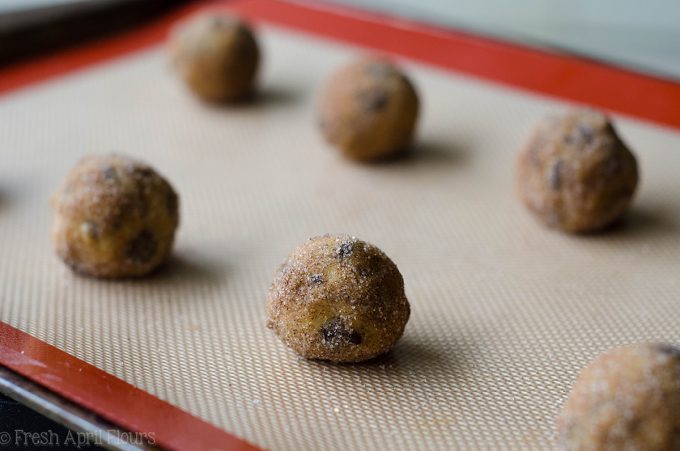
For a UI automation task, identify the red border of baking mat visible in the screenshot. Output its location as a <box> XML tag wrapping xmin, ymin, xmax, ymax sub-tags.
<box><xmin>0</xmin><ymin>322</ymin><xmax>260</xmax><ymax>451</ymax></box>
<box><xmin>2</xmin><ymin>0</ymin><xmax>680</xmax><ymax>129</ymax></box>
<box><xmin>1</xmin><ymin>0</ymin><xmax>680</xmax><ymax>450</ymax></box>
<box><xmin>227</xmin><ymin>0</ymin><xmax>680</xmax><ymax>130</ymax></box>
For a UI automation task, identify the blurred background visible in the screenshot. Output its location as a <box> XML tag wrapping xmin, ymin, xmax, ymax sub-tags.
<box><xmin>335</xmin><ymin>0</ymin><xmax>680</xmax><ymax>81</ymax></box>
<box><xmin>1</xmin><ymin>0</ymin><xmax>678</xmax><ymax>81</ymax></box>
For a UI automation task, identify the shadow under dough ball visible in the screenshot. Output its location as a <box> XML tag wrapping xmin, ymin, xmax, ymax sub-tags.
<box><xmin>170</xmin><ymin>12</ymin><xmax>260</xmax><ymax>103</ymax></box>
<box><xmin>557</xmin><ymin>343</ymin><xmax>680</xmax><ymax>451</ymax></box>
<box><xmin>516</xmin><ymin>110</ymin><xmax>638</xmax><ymax>233</ymax></box>
<box><xmin>266</xmin><ymin>235</ymin><xmax>410</xmax><ymax>363</ymax></box>
<box><xmin>52</xmin><ymin>154</ymin><xmax>179</xmax><ymax>278</ymax></box>
<box><xmin>317</xmin><ymin>58</ymin><xmax>419</xmax><ymax>162</ymax></box>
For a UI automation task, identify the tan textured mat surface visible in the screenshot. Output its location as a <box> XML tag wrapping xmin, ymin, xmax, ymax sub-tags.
<box><xmin>1</xmin><ymin>25</ymin><xmax>679</xmax><ymax>450</ymax></box>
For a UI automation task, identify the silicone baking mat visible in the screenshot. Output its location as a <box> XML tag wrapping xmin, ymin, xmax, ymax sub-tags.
<box><xmin>1</xmin><ymin>1</ymin><xmax>680</xmax><ymax>450</ymax></box>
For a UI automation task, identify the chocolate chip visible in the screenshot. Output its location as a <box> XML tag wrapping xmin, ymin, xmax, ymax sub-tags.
<box><xmin>320</xmin><ymin>319</ymin><xmax>362</xmax><ymax>346</ymax></box>
<box><xmin>578</xmin><ymin>124</ymin><xmax>594</xmax><ymax>143</ymax></box>
<box><xmin>656</xmin><ymin>344</ymin><xmax>680</xmax><ymax>358</ymax></box>
<box><xmin>133</xmin><ymin>166</ymin><xmax>154</xmax><ymax>179</ymax></box>
<box><xmin>548</xmin><ymin>160</ymin><xmax>564</xmax><ymax>190</ymax></box>
<box><xmin>309</xmin><ymin>274</ymin><xmax>324</xmax><ymax>285</ymax></box>
<box><xmin>336</xmin><ymin>241</ymin><xmax>354</xmax><ymax>260</ymax></box>
<box><xmin>564</xmin><ymin>124</ymin><xmax>594</xmax><ymax>147</ymax></box>
<box><xmin>359</xmin><ymin>89</ymin><xmax>389</xmax><ymax>111</ymax></box>
<box><xmin>103</xmin><ymin>167</ymin><xmax>117</xmax><ymax>180</ymax></box>
<box><xmin>108</xmin><ymin>213</ymin><xmax>124</xmax><ymax>231</ymax></box>
<box><xmin>126</xmin><ymin>230</ymin><xmax>157</xmax><ymax>263</ymax></box>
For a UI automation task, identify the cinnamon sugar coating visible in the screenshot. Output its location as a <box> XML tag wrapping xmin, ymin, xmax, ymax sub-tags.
<box><xmin>52</xmin><ymin>154</ymin><xmax>179</xmax><ymax>278</ymax></box>
<box><xmin>558</xmin><ymin>343</ymin><xmax>680</xmax><ymax>451</ymax></box>
<box><xmin>517</xmin><ymin>110</ymin><xmax>638</xmax><ymax>233</ymax></box>
<box><xmin>266</xmin><ymin>235</ymin><xmax>410</xmax><ymax>363</ymax></box>
<box><xmin>170</xmin><ymin>12</ymin><xmax>260</xmax><ymax>103</ymax></box>
<box><xmin>317</xmin><ymin>58</ymin><xmax>419</xmax><ymax>161</ymax></box>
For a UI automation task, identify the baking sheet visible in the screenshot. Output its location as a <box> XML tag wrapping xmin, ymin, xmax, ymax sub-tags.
<box><xmin>0</xmin><ymin>23</ymin><xmax>679</xmax><ymax>450</ymax></box>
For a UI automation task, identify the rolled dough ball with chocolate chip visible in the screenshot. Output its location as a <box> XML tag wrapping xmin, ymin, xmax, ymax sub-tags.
<box><xmin>170</xmin><ymin>12</ymin><xmax>259</xmax><ymax>103</ymax></box>
<box><xmin>266</xmin><ymin>234</ymin><xmax>410</xmax><ymax>363</ymax></box>
<box><xmin>516</xmin><ymin>110</ymin><xmax>638</xmax><ymax>233</ymax></box>
<box><xmin>317</xmin><ymin>58</ymin><xmax>419</xmax><ymax>161</ymax></box>
<box><xmin>557</xmin><ymin>343</ymin><xmax>680</xmax><ymax>451</ymax></box>
<box><xmin>52</xmin><ymin>154</ymin><xmax>179</xmax><ymax>278</ymax></box>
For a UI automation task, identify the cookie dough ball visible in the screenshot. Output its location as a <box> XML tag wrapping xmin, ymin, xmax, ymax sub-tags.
<box><xmin>170</xmin><ymin>12</ymin><xmax>259</xmax><ymax>103</ymax></box>
<box><xmin>52</xmin><ymin>154</ymin><xmax>179</xmax><ymax>278</ymax></box>
<box><xmin>557</xmin><ymin>343</ymin><xmax>680</xmax><ymax>451</ymax></box>
<box><xmin>516</xmin><ymin>110</ymin><xmax>638</xmax><ymax>233</ymax></box>
<box><xmin>266</xmin><ymin>235</ymin><xmax>410</xmax><ymax>363</ymax></box>
<box><xmin>317</xmin><ymin>58</ymin><xmax>419</xmax><ymax>161</ymax></box>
